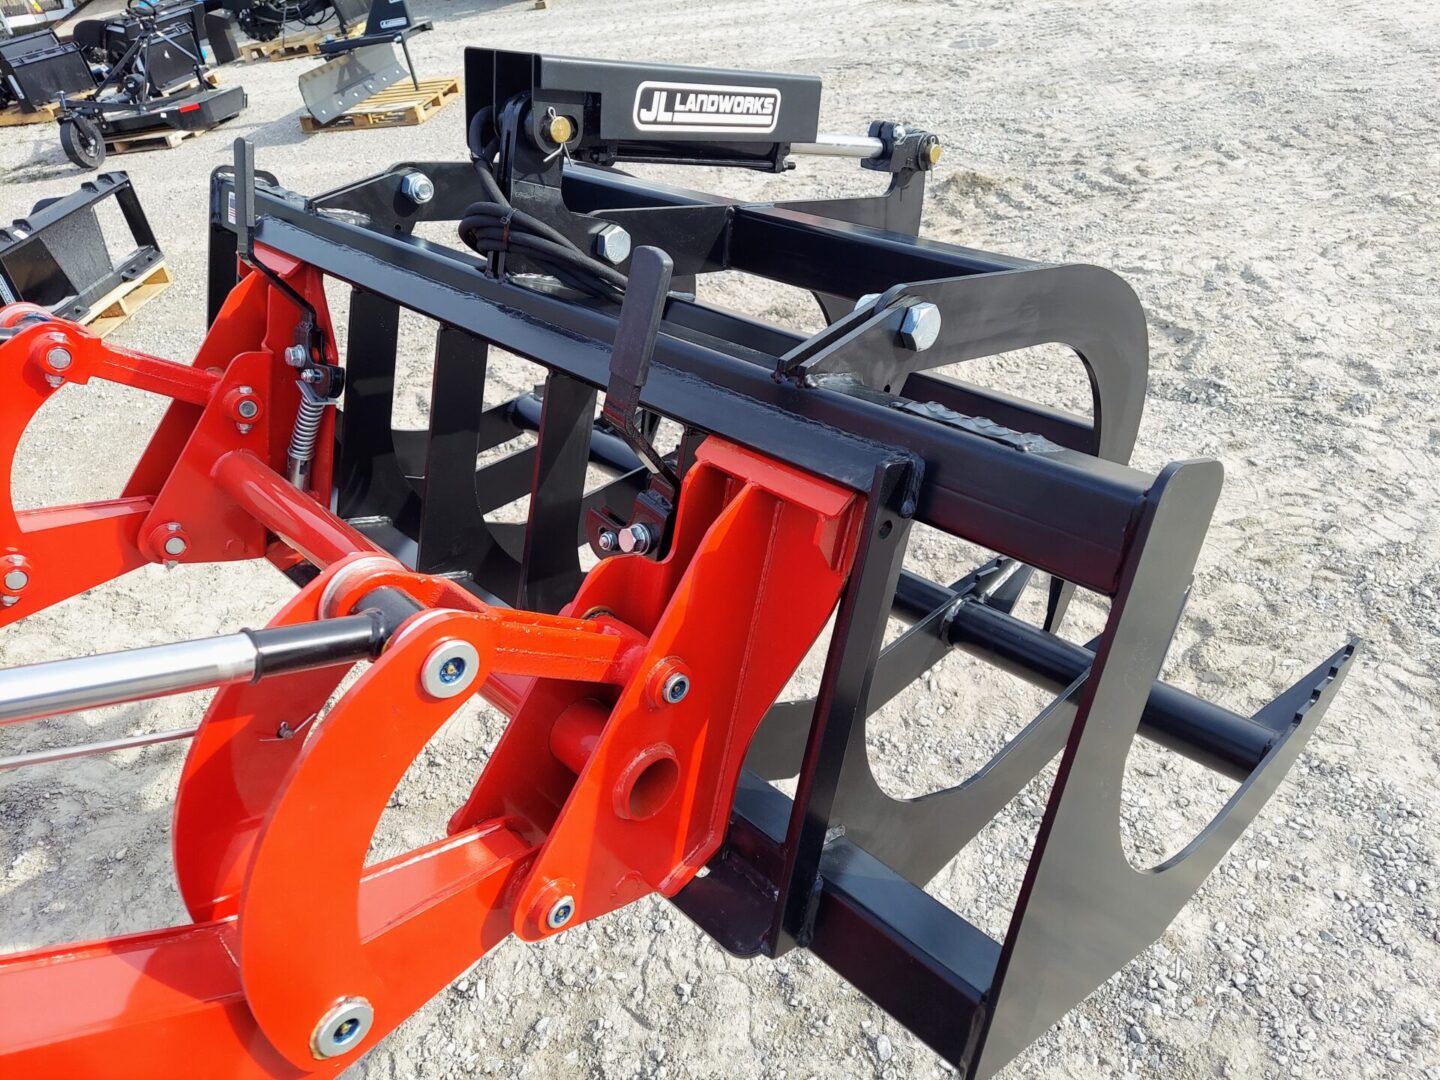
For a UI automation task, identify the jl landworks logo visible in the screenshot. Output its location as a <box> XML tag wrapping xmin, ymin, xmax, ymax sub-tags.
<box><xmin>632</xmin><ymin>81</ymin><xmax>781</xmax><ymax>134</ymax></box>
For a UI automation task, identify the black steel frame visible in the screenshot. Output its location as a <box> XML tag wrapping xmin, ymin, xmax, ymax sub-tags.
<box><xmin>0</xmin><ymin>172</ymin><xmax>162</xmax><ymax>320</ymax></box>
<box><xmin>204</xmin><ymin>63</ymin><xmax>1354</xmax><ymax>1073</ymax></box>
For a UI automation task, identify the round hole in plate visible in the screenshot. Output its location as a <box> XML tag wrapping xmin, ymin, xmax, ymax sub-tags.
<box><xmin>614</xmin><ymin>745</ymin><xmax>681</xmax><ymax>821</ymax></box>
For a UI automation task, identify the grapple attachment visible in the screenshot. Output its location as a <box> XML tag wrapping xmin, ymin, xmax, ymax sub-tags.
<box><xmin>0</xmin><ymin>48</ymin><xmax>1354</xmax><ymax>1079</ymax></box>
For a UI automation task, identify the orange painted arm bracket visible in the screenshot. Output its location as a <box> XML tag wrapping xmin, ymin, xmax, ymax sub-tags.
<box><xmin>453</xmin><ymin>438</ymin><xmax>862</xmax><ymax>941</ymax></box>
<box><xmin>0</xmin><ymin>288</ymin><xmax>866</xmax><ymax>1076</ymax></box>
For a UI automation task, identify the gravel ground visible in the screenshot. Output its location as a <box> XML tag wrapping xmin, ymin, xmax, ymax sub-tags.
<box><xmin>2</xmin><ymin>0</ymin><xmax>1438</xmax><ymax>1078</ymax></box>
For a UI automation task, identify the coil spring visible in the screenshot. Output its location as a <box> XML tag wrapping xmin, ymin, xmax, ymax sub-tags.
<box><xmin>287</xmin><ymin>394</ymin><xmax>325</xmax><ymax>467</ymax></box>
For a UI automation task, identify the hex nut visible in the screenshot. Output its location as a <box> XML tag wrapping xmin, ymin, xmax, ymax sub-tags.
<box><xmin>400</xmin><ymin>171</ymin><xmax>435</xmax><ymax>205</ymax></box>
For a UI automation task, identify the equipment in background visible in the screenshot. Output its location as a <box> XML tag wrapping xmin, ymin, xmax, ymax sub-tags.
<box><xmin>0</xmin><ymin>28</ymin><xmax>95</xmax><ymax>112</ymax></box>
<box><xmin>222</xmin><ymin>0</ymin><xmax>365</xmax><ymax>44</ymax></box>
<box><xmin>0</xmin><ymin>48</ymin><xmax>1355</xmax><ymax>1080</ymax></box>
<box><xmin>71</xmin><ymin>0</ymin><xmax>210</xmax><ymax>67</ymax></box>
<box><xmin>56</xmin><ymin>0</ymin><xmax>246</xmax><ymax>170</ymax></box>
<box><xmin>202</xmin><ymin>7</ymin><xmax>244</xmax><ymax>65</ymax></box>
<box><xmin>0</xmin><ymin>0</ymin><xmax>76</xmax><ymax>34</ymax></box>
<box><xmin>0</xmin><ymin>171</ymin><xmax>168</xmax><ymax>331</ymax></box>
<box><xmin>297</xmin><ymin>0</ymin><xmax>428</xmax><ymax>125</ymax></box>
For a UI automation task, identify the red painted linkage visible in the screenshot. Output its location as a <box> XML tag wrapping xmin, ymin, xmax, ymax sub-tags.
<box><xmin>0</xmin><ymin>260</ymin><xmax>862</xmax><ymax>1076</ymax></box>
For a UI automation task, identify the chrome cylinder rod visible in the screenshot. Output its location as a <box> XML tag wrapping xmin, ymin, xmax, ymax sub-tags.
<box><xmin>789</xmin><ymin>133</ymin><xmax>886</xmax><ymax>160</ymax></box>
<box><xmin>0</xmin><ymin>610</ymin><xmax>395</xmax><ymax>728</ymax></box>
<box><xmin>0</xmin><ymin>635</ymin><xmax>257</xmax><ymax>727</ymax></box>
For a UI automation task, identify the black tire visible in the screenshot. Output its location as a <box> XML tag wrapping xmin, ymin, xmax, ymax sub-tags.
<box><xmin>60</xmin><ymin>115</ymin><xmax>107</xmax><ymax>171</ymax></box>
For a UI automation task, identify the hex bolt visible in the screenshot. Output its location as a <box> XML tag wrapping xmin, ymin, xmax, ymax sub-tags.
<box><xmin>546</xmin><ymin>894</ymin><xmax>576</xmax><ymax>930</ymax></box>
<box><xmin>310</xmin><ymin>997</ymin><xmax>375</xmax><ymax>1059</ymax></box>
<box><xmin>854</xmin><ymin>292</ymin><xmax>882</xmax><ymax>311</ymax></box>
<box><xmin>661</xmin><ymin>672</ymin><xmax>690</xmax><ymax>705</ymax></box>
<box><xmin>597</xmin><ymin>529</ymin><xmax>618</xmax><ymax>553</ymax></box>
<box><xmin>45</xmin><ymin>345</ymin><xmax>72</xmax><ymax>371</ymax></box>
<box><xmin>399</xmin><ymin>171</ymin><xmax>435</xmax><ymax>205</ymax></box>
<box><xmin>898</xmin><ymin>302</ymin><xmax>942</xmax><ymax>351</ymax></box>
<box><xmin>593</xmin><ymin>224</ymin><xmax>632</xmax><ymax>266</ymax></box>
<box><xmin>420</xmin><ymin>639</ymin><xmax>480</xmax><ymax>699</ymax></box>
<box><xmin>617</xmin><ymin>523</ymin><xmax>652</xmax><ymax>555</ymax></box>
<box><xmin>284</xmin><ymin>344</ymin><xmax>309</xmax><ymax>368</ymax></box>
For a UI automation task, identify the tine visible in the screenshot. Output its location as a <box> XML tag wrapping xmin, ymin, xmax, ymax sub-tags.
<box><xmin>1251</xmin><ymin>640</ymin><xmax>1361</xmax><ymax>737</ymax></box>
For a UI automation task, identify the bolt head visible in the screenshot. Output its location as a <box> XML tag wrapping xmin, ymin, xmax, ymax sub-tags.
<box><xmin>45</xmin><ymin>345</ymin><xmax>72</xmax><ymax>371</ymax></box>
<box><xmin>3</xmin><ymin>568</ymin><xmax>28</xmax><ymax>592</ymax></box>
<box><xmin>617</xmin><ymin>523</ymin><xmax>652</xmax><ymax>555</ymax></box>
<box><xmin>597</xmin><ymin>529</ymin><xmax>618</xmax><ymax>553</ymax></box>
<box><xmin>854</xmin><ymin>292</ymin><xmax>882</xmax><ymax>311</ymax></box>
<box><xmin>899</xmin><ymin>302</ymin><xmax>942</xmax><ymax>351</ymax></box>
<box><xmin>400</xmin><ymin>171</ymin><xmax>434</xmax><ymax>205</ymax></box>
<box><xmin>593</xmin><ymin>224</ymin><xmax>632</xmax><ymax>266</ymax></box>
<box><xmin>662</xmin><ymin>672</ymin><xmax>690</xmax><ymax>704</ymax></box>
<box><xmin>284</xmin><ymin>344</ymin><xmax>309</xmax><ymax>368</ymax></box>
<box><xmin>421</xmin><ymin>640</ymin><xmax>480</xmax><ymax>699</ymax></box>
<box><xmin>310</xmin><ymin>997</ymin><xmax>374</xmax><ymax>1059</ymax></box>
<box><xmin>546</xmin><ymin>894</ymin><xmax>576</xmax><ymax>930</ymax></box>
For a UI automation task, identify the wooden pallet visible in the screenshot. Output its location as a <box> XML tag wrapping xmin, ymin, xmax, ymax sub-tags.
<box><xmin>0</xmin><ymin>100</ymin><xmax>65</xmax><ymax>128</ymax></box>
<box><xmin>80</xmin><ymin>261</ymin><xmax>173</xmax><ymax>338</ymax></box>
<box><xmin>300</xmin><ymin>75</ymin><xmax>461</xmax><ymax>133</ymax></box>
<box><xmin>104</xmin><ymin>127</ymin><xmax>196</xmax><ymax>155</ymax></box>
<box><xmin>0</xmin><ymin>86</ymin><xmax>96</xmax><ymax>128</ymax></box>
<box><xmin>238</xmin><ymin>23</ymin><xmax>364</xmax><ymax>62</ymax></box>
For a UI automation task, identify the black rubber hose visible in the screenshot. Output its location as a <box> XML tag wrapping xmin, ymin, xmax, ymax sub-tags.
<box><xmin>458</xmin><ymin>103</ymin><xmax>631</xmax><ymax>302</ymax></box>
